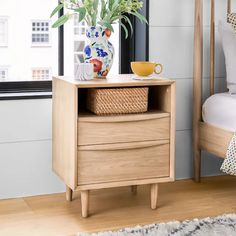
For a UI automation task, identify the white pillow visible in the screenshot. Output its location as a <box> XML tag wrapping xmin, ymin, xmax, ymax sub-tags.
<box><xmin>219</xmin><ymin>21</ymin><xmax>236</xmax><ymax>94</ymax></box>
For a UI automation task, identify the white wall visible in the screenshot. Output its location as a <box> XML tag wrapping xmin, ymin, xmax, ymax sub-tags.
<box><xmin>0</xmin><ymin>99</ymin><xmax>64</xmax><ymax>199</ymax></box>
<box><xmin>149</xmin><ymin>0</ymin><xmax>236</xmax><ymax>179</ymax></box>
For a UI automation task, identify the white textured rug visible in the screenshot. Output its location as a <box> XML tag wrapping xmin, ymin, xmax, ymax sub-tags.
<box><xmin>78</xmin><ymin>214</ymin><xmax>236</xmax><ymax>236</ymax></box>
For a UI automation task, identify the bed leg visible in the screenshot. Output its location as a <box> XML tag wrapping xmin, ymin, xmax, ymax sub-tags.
<box><xmin>193</xmin><ymin>0</ymin><xmax>203</xmax><ymax>183</ymax></box>
<box><xmin>194</xmin><ymin>148</ymin><xmax>201</xmax><ymax>182</ymax></box>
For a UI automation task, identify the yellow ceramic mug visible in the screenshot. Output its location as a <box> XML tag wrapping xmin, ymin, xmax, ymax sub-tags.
<box><xmin>131</xmin><ymin>61</ymin><xmax>163</xmax><ymax>77</ymax></box>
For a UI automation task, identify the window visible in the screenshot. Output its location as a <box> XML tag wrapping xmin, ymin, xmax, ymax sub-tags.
<box><xmin>31</xmin><ymin>20</ymin><xmax>51</xmax><ymax>46</ymax></box>
<box><xmin>0</xmin><ymin>17</ymin><xmax>8</xmax><ymax>47</ymax></box>
<box><xmin>0</xmin><ymin>0</ymin><xmax>149</xmax><ymax>99</ymax></box>
<box><xmin>0</xmin><ymin>0</ymin><xmax>58</xmax><ymax>84</ymax></box>
<box><xmin>32</xmin><ymin>68</ymin><xmax>51</xmax><ymax>80</ymax></box>
<box><xmin>0</xmin><ymin>67</ymin><xmax>8</xmax><ymax>80</ymax></box>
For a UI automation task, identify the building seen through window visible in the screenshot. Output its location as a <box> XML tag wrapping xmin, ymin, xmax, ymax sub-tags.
<box><xmin>0</xmin><ymin>0</ymin><xmax>120</xmax><ymax>82</ymax></box>
<box><xmin>0</xmin><ymin>0</ymin><xmax>58</xmax><ymax>81</ymax></box>
<box><xmin>31</xmin><ymin>20</ymin><xmax>50</xmax><ymax>46</ymax></box>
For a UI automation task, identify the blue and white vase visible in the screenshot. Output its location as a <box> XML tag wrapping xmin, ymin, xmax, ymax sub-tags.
<box><xmin>84</xmin><ymin>26</ymin><xmax>114</xmax><ymax>78</ymax></box>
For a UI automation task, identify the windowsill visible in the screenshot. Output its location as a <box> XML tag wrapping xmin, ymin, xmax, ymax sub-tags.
<box><xmin>0</xmin><ymin>79</ymin><xmax>52</xmax><ymax>100</ymax></box>
<box><xmin>0</xmin><ymin>78</ymin><xmax>52</xmax><ymax>82</ymax></box>
<box><xmin>0</xmin><ymin>91</ymin><xmax>52</xmax><ymax>100</ymax></box>
<box><xmin>31</xmin><ymin>45</ymin><xmax>52</xmax><ymax>48</ymax></box>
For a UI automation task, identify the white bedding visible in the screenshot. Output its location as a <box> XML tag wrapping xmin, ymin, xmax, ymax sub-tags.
<box><xmin>202</xmin><ymin>93</ymin><xmax>236</xmax><ymax>132</ymax></box>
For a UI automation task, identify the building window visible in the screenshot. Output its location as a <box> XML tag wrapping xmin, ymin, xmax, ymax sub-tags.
<box><xmin>0</xmin><ymin>17</ymin><xmax>8</xmax><ymax>47</ymax></box>
<box><xmin>0</xmin><ymin>67</ymin><xmax>8</xmax><ymax>80</ymax></box>
<box><xmin>74</xmin><ymin>18</ymin><xmax>86</xmax><ymax>36</ymax></box>
<box><xmin>31</xmin><ymin>20</ymin><xmax>50</xmax><ymax>46</ymax></box>
<box><xmin>32</xmin><ymin>68</ymin><xmax>51</xmax><ymax>80</ymax></box>
<box><xmin>74</xmin><ymin>40</ymin><xmax>85</xmax><ymax>63</ymax></box>
<box><xmin>74</xmin><ymin>17</ymin><xmax>86</xmax><ymax>63</ymax></box>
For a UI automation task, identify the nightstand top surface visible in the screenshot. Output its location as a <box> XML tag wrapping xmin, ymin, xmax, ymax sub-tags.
<box><xmin>53</xmin><ymin>74</ymin><xmax>175</xmax><ymax>88</ymax></box>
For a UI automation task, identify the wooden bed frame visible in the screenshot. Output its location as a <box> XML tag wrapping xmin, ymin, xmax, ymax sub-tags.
<box><xmin>193</xmin><ymin>0</ymin><xmax>234</xmax><ymax>182</ymax></box>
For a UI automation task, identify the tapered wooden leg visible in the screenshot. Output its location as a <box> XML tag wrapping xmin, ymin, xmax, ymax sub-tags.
<box><xmin>194</xmin><ymin>148</ymin><xmax>201</xmax><ymax>182</ymax></box>
<box><xmin>150</xmin><ymin>184</ymin><xmax>158</xmax><ymax>210</ymax></box>
<box><xmin>81</xmin><ymin>190</ymin><xmax>89</xmax><ymax>218</ymax></box>
<box><xmin>66</xmin><ymin>186</ymin><xmax>72</xmax><ymax>202</ymax></box>
<box><xmin>131</xmin><ymin>185</ymin><xmax>137</xmax><ymax>195</ymax></box>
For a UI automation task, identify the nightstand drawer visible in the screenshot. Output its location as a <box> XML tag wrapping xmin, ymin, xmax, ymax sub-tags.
<box><xmin>78</xmin><ymin>112</ymin><xmax>170</xmax><ymax>146</ymax></box>
<box><xmin>77</xmin><ymin>140</ymin><xmax>170</xmax><ymax>185</ymax></box>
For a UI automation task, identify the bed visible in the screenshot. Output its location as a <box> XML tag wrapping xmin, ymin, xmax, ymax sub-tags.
<box><xmin>193</xmin><ymin>0</ymin><xmax>235</xmax><ymax>181</ymax></box>
<box><xmin>202</xmin><ymin>93</ymin><xmax>236</xmax><ymax>131</ymax></box>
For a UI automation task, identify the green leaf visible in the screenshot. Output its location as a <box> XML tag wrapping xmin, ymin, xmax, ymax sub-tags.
<box><xmin>93</xmin><ymin>0</ymin><xmax>99</xmax><ymax>10</ymax></box>
<box><xmin>103</xmin><ymin>15</ymin><xmax>112</xmax><ymax>25</ymax></box>
<box><xmin>52</xmin><ymin>14</ymin><xmax>70</xmax><ymax>28</ymax></box>
<box><xmin>130</xmin><ymin>11</ymin><xmax>148</xmax><ymax>24</ymax></box>
<box><xmin>121</xmin><ymin>22</ymin><xmax>129</xmax><ymax>39</ymax></box>
<box><xmin>98</xmin><ymin>21</ymin><xmax>114</xmax><ymax>32</ymax></box>
<box><xmin>111</xmin><ymin>16</ymin><xmax>121</xmax><ymax>21</ymax></box>
<box><xmin>122</xmin><ymin>15</ymin><xmax>133</xmax><ymax>36</ymax></box>
<box><xmin>92</xmin><ymin>12</ymin><xmax>97</xmax><ymax>26</ymax></box>
<box><xmin>108</xmin><ymin>0</ymin><xmax>115</xmax><ymax>10</ymax></box>
<box><xmin>50</xmin><ymin>4</ymin><xmax>64</xmax><ymax>18</ymax></box>
<box><xmin>75</xmin><ymin>7</ymin><xmax>86</xmax><ymax>22</ymax></box>
<box><xmin>111</xmin><ymin>1</ymin><xmax>119</xmax><ymax>11</ymax></box>
<box><xmin>100</xmin><ymin>0</ymin><xmax>107</xmax><ymax>19</ymax></box>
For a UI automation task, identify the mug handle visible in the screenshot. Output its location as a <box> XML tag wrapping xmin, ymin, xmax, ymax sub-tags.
<box><xmin>154</xmin><ymin>63</ymin><xmax>163</xmax><ymax>75</ymax></box>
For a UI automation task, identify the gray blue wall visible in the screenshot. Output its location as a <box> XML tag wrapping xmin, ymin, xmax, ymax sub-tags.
<box><xmin>149</xmin><ymin>0</ymin><xmax>236</xmax><ymax>179</ymax></box>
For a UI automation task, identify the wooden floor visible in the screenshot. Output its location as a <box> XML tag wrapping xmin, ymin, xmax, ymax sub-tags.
<box><xmin>1</xmin><ymin>176</ymin><xmax>236</xmax><ymax>236</ymax></box>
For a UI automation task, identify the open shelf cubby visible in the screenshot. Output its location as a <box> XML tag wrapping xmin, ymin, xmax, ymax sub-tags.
<box><xmin>77</xmin><ymin>85</ymin><xmax>172</xmax><ymax>118</ymax></box>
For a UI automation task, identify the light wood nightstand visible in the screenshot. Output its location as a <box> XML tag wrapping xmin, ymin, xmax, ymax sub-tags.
<box><xmin>52</xmin><ymin>74</ymin><xmax>176</xmax><ymax>218</ymax></box>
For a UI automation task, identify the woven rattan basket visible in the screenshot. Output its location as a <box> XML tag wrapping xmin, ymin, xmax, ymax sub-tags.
<box><xmin>87</xmin><ymin>87</ymin><xmax>149</xmax><ymax>115</ymax></box>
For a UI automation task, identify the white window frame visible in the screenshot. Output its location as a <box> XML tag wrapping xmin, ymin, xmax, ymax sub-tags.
<box><xmin>31</xmin><ymin>20</ymin><xmax>51</xmax><ymax>47</ymax></box>
<box><xmin>0</xmin><ymin>17</ymin><xmax>8</xmax><ymax>47</ymax></box>
<box><xmin>32</xmin><ymin>67</ymin><xmax>51</xmax><ymax>80</ymax></box>
<box><xmin>0</xmin><ymin>66</ymin><xmax>8</xmax><ymax>80</ymax></box>
<box><xmin>73</xmin><ymin>17</ymin><xmax>86</xmax><ymax>64</ymax></box>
